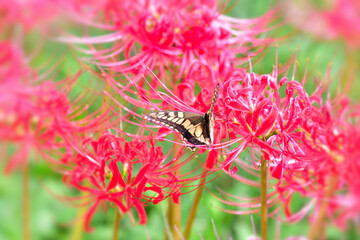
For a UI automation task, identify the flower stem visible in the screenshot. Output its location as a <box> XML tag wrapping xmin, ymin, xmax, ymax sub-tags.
<box><xmin>166</xmin><ymin>143</ymin><xmax>182</xmax><ymax>240</ymax></box>
<box><xmin>260</xmin><ymin>154</ymin><xmax>268</xmax><ymax>240</ymax></box>
<box><xmin>23</xmin><ymin>162</ymin><xmax>30</xmax><ymax>240</ymax></box>
<box><xmin>166</xmin><ymin>80</ymin><xmax>183</xmax><ymax>240</ymax></box>
<box><xmin>70</xmin><ymin>192</ymin><xmax>87</xmax><ymax>240</ymax></box>
<box><xmin>341</xmin><ymin>48</ymin><xmax>357</xmax><ymax>97</ymax></box>
<box><xmin>308</xmin><ymin>176</ymin><xmax>338</xmax><ymax>240</ymax></box>
<box><xmin>167</xmin><ymin>198</ymin><xmax>181</xmax><ymax>240</ymax></box>
<box><xmin>112</xmin><ymin>210</ymin><xmax>121</xmax><ymax>240</ymax></box>
<box><xmin>183</xmin><ymin>170</ymin><xmax>208</xmax><ymax>239</ymax></box>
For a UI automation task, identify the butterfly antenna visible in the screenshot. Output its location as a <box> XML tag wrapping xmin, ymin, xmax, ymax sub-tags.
<box><xmin>210</xmin><ymin>84</ymin><xmax>220</xmax><ymax>114</ymax></box>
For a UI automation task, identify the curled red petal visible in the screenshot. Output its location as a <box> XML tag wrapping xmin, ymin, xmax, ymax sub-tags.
<box><xmin>133</xmin><ymin>199</ymin><xmax>147</xmax><ymax>225</ymax></box>
<box><xmin>84</xmin><ymin>199</ymin><xmax>100</xmax><ymax>232</ymax></box>
<box><xmin>107</xmin><ymin>160</ymin><xmax>120</xmax><ymax>191</ymax></box>
<box><xmin>206</xmin><ymin>150</ymin><xmax>218</xmax><ymax>169</ymax></box>
<box><xmin>131</xmin><ymin>164</ymin><xmax>150</xmax><ymax>186</ymax></box>
<box><xmin>255</xmin><ymin>106</ymin><xmax>279</xmax><ymax>136</ymax></box>
<box><xmin>111</xmin><ymin>198</ymin><xmax>128</xmax><ymax>213</ymax></box>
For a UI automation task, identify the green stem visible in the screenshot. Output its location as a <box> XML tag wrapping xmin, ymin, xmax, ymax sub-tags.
<box><xmin>23</xmin><ymin>162</ymin><xmax>30</xmax><ymax>240</ymax></box>
<box><xmin>183</xmin><ymin>171</ymin><xmax>208</xmax><ymax>239</ymax></box>
<box><xmin>166</xmin><ymin>143</ymin><xmax>181</xmax><ymax>240</ymax></box>
<box><xmin>260</xmin><ymin>155</ymin><xmax>268</xmax><ymax>240</ymax></box>
<box><xmin>166</xmin><ymin>199</ymin><xmax>180</xmax><ymax>240</ymax></box>
<box><xmin>112</xmin><ymin>210</ymin><xmax>121</xmax><ymax>240</ymax></box>
<box><xmin>70</xmin><ymin>193</ymin><xmax>87</xmax><ymax>240</ymax></box>
<box><xmin>308</xmin><ymin>176</ymin><xmax>338</xmax><ymax>240</ymax></box>
<box><xmin>341</xmin><ymin>48</ymin><xmax>357</xmax><ymax>97</ymax></box>
<box><xmin>171</xmin><ymin>186</ymin><xmax>182</xmax><ymax>240</ymax></box>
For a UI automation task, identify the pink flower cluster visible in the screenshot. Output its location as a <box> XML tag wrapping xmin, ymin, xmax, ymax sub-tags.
<box><xmin>52</xmin><ymin>0</ymin><xmax>277</xmax><ymax>228</ymax></box>
<box><xmin>62</xmin><ymin>0</ymin><xmax>273</xmax><ymax>86</ymax></box>
<box><xmin>212</xmin><ymin>61</ymin><xmax>360</xmax><ymax>227</ymax></box>
<box><xmin>0</xmin><ymin>41</ymin><xmax>107</xmax><ymax>173</ymax></box>
<box><xmin>63</xmin><ymin>133</ymin><xmax>195</xmax><ymax>230</ymax></box>
<box><xmin>281</xmin><ymin>0</ymin><xmax>360</xmax><ymax>49</ymax></box>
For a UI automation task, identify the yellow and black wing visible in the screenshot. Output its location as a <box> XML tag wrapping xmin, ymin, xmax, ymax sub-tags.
<box><xmin>144</xmin><ymin>111</ymin><xmax>211</xmax><ymax>150</ymax></box>
<box><xmin>144</xmin><ymin>84</ymin><xmax>219</xmax><ymax>151</ymax></box>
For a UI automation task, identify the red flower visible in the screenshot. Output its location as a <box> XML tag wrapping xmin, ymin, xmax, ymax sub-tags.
<box><xmin>0</xmin><ymin>0</ymin><xmax>63</xmax><ymax>31</ymax></box>
<box><xmin>281</xmin><ymin>0</ymin><xmax>360</xmax><ymax>49</ymax></box>
<box><xmin>59</xmin><ymin>0</ymin><xmax>274</xmax><ymax>86</ymax></box>
<box><xmin>206</xmin><ymin>53</ymin><xmax>360</xmax><ymax>229</ymax></box>
<box><xmin>0</xmin><ymin>42</ymin><xmax>108</xmax><ymax>173</ymax></box>
<box><xmin>63</xmin><ymin>132</ymin><xmax>201</xmax><ymax>230</ymax></box>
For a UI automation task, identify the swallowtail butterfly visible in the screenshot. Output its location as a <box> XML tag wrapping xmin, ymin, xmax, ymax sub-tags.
<box><xmin>144</xmin><ymin>84</ymin><xmax>219</xmax><ymax>151</ymax></box>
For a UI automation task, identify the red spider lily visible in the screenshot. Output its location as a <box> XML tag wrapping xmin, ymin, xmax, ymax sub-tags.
<box><xmin>0</xmin><ymin>42</ymin><xmax>36</xmax><ymax>85</ymax></box>
<box><xmin>104</xmin><ymin>46</ymin><xmax>360</xmax><ymax>229</ymax></box>
<box><xmin>295</xmin><ymin>98</ymin><xmax>360</xmax><ymax>228</ymax></box>
<box><xmin>0</xmin><ymin>42</ymin><xmax>108</xmax><ymax>173</ymax></box>
<box><xmin>208</xmin><ymin>54</ymin><xmax>360</xmax><ymax>229</ymax></box>
<box><xmin>0</xmin><ymin>0</ymin><xmax>120</xmax><ymax>34</ymax></box>
<box><xmin>323</xmin><ymin>0</ymin><xmax>360</xmax><ymax>49</ymax></box>
<box><xmin>0</xmin><ymin>0</ymin><xmax>62</xmax><ymax>32</ymax></box>
<box><xmin>281</xmin><ymin>0</ymin><xmax>360</xmax><ymax>49</ymax></box>
<box><xmin>102</xmin><ymin>65</ymin><xmax>254</xmax><ymax>172</ymax></box>
<box><xmin>269</xmin><ymin>98</ymin><xmax>360</xmax><ymax>229</ymax></box>
<box><xmin>59</xmin><ymin>0</ymin><xmax>274</xmax><ymax>88</ymax></box>
<box><xmin>63</xmin><ymin>131</ymin><xmax>210</xmax><ymax>230</ymax></box>
<box><xmin>102</xmin><ymin>68</ymin><xmax>223</xmax><ymax>156</ymax></box>
<box><xmin>102</xmin><ymin>68</ymin><xmax>223</xmax><ymax>176</ymax></box>
<box><xmin>190</xmin><ymin>70</ymin><xmax>283</xmax><ymax>174</ymax></box>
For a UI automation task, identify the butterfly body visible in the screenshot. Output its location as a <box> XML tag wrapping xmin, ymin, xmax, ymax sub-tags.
<box><xmin>144</xmin><ymin>84</ymin><xmax>219</xmax><ymax>151</ymax></box>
